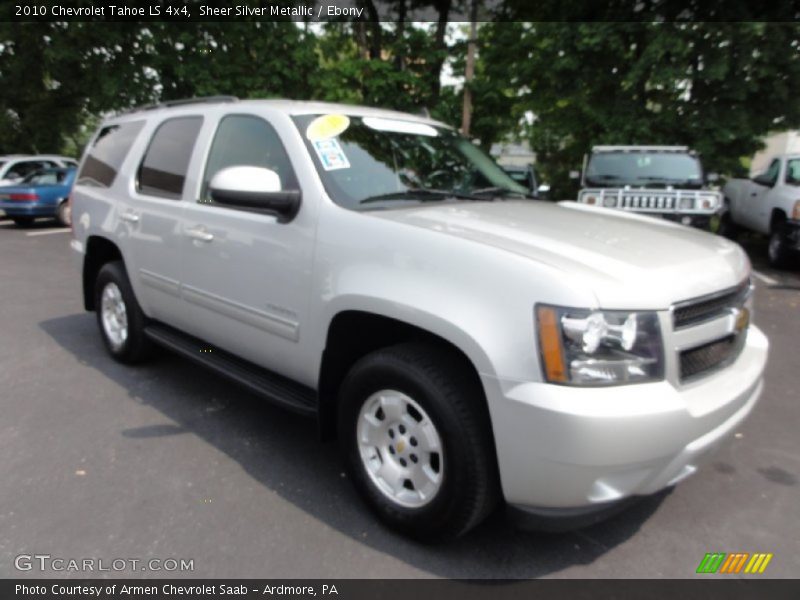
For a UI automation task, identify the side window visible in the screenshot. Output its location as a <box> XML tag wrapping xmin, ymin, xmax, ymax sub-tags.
<box><xmin>78</xmin><ymin>121</ymin><xmax>145</xmax><ymax>188</ymax></box>
<box><xmin>785</xmin><ymin>159</ymin><xmax>800</xmax><ymax>184</ymax></box>
<box><xmin>202</xmin><ymin>114</ymin><xmax>298</xmax><ymax>201</ymax></box>
<box><xmin>138</xmin><ymin>116</ymin><xmax>203</xmax><ymax>199</ymax></box>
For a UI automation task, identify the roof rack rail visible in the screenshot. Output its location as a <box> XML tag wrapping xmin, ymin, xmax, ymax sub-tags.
<box><xmin>119</xmin><ymin>95</ymin><xmax>239</xmax><ymax>116</ymax></box>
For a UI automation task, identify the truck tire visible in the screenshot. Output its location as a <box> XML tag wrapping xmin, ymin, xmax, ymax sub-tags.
<box><xmin>337</xmin><ymin>343</ymin><xmax>499</xmax><ymax>541</ymax></box>
<box><xmin>717</xmin><ymin>209</ymin><xmax>739</xmax><ymax>240</ymax></box>
<box><xmin>94</xmin><ymin>261</ymin><xmax>153</xmax><ymax>364</ymax></box>
<box><xmin>767</xmin><ymin>226</ymin><xmax>793</xmax><ymax>269</ymax></box>
<box><xmin>56</xmin><ymin>200</ymin><xmax>71</xmax><ymax>227</ymax></box>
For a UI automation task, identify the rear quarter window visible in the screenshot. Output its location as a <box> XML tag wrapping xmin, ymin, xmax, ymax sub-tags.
<box><xmin>78</xmin><ymin>121</ymin><xmax>145</xmax><ymax>188</ymax></box>
<box><xmin>137</xmin><ymin>116</ymin><xmax>203</xmax><ymax>199</ymax></box>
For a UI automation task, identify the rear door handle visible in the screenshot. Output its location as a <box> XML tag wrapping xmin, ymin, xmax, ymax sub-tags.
<box><xmin>120</xmin><ymin>210</ymin><xmax>140</xmax><ymax>223</ymax></box>
<box><xmin>185</xmin><ymin>226</ymin><xmax>214</xmax><ymax>242</ymax></box>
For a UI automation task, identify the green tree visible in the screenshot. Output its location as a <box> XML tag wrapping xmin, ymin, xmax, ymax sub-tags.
<box><xmin>475</xmin><ymin>22</ymin><xmax>800</xmax><ymax>198</ymax></box>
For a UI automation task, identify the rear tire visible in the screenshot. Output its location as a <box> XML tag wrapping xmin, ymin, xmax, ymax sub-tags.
<box><xmin>12</xmin><ymin>216</ymin><xmax>34</xmax><ymax>228</ymax></box>
<box><xmin>94</xmin><ymin>261</ymin><xmax>153</xmax><ymax>364</ymax></box>
<box><xmin>56</xmin><ymin>200</ymin><xmax>71</xmax><ymax>227</ymax></box>
<box><xmin>337</xmin><ymin>343</ymin><xmax>499</xmax><ymax>541</ymax></box>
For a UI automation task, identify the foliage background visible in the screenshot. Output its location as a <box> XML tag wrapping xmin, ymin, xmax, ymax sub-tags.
<box><xmin>1</xmin><ymin>3</ymin><xmax>799</xmax><ymax>198</ymax></box>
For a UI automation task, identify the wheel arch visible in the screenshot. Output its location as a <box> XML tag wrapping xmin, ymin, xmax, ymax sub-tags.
<box><xmin>770</xmin><ymin>208</ymin><xmax>788</xmax><ymax>232</ymax></box>
<box><xmin>317</xmin><ymin>309</ymin><xmax>492</xmax><ymax>443</ymax></box>
<box><xmin>82</xmin><ymin>235</ymin><xmax>123</xmax><ymax>311</ymax></box>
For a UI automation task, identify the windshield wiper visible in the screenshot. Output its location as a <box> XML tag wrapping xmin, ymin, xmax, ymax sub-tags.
<box><xmin>359</xmin><ymin>188</ymin><xmax>483</xmax><ymax>205</ymax></box>
<box><xmin>469</xmin><ymin>186</ymin><xmax>527</xmax><ymax>198</ymax></box>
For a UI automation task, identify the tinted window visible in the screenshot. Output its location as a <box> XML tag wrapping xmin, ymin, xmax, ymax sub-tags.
<box><xmin>138</xmin><ymin>117</ymin><xmax>203</xmax><ymax>199</ymax></box>
<box><xmin>202</xmin><ymin>115</ymin><xmax>298</xmax><ymax>201</ymax></box>
<box><xmin>586</xmin><ymin>151</ymin><xmax>702</xmax><ymax>186</ymax></box>
<box><xmin>78</xmin><ymin>121</ymin><xmax>145</xmax><ymax>188</ymax></box>
<box><xmin>761</xmin><ymin>159</ymin><xmax>780</xmax><ymax>185</ymax></box>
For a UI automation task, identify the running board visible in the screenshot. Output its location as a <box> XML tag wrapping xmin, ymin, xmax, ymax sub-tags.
<box><xmin>144</xmin><ymin>323</ymin><xmax>317</xmax><ymax>417</ymax></box>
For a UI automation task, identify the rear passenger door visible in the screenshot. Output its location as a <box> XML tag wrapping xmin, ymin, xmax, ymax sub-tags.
<box><xmin>121</xmin><ymin>116</ymin><xmax>204</xmax><ymax>330</ymax></box>
<box><xmin>179</xmin><ymin>112</ymin><xmax>317</xmax><ymax>384</ymax></box>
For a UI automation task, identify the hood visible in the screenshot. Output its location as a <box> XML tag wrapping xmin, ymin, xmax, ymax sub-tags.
<box><xmin>370</xmin><ymin>200</ymin><xmax>749</xmax><ymax>309</ymax></box>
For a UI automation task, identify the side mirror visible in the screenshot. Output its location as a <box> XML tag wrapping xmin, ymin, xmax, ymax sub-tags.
<box><xmin>209</xmin><ymin>166</ymin><xmax>301</xmax><ymax>223</ymax></box>
<box><xmin>706</xmin><ymin>172</ymin><xmax>719</xmax><ymax>183</ymax></box>
<box><xmin>751</xmin><ymin>173</ymin><xmax>773</xmax><ymax>188</ymax></box>
<box><xmin>569</xmin><ymin>170</ymin><xmax>581</xmax><ymax>180</ymax></box>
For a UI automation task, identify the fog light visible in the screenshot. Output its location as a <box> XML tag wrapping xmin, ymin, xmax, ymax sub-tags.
<box><xmin>681</xmin><ymin>216</ymin><xmax>692</xmax><ymax>225</ymax></box>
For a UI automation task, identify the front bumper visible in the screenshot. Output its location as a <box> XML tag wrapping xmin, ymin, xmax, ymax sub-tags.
<box><xmin>483</xmin><ymin>325</ymin><xmax>768</xmax><ymax>516</ymax></box>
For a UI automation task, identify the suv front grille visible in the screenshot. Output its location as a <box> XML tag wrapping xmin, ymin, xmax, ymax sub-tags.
<box><xmin>672</xmin><ymin>280</ymin><xmax>751</xmax><ymax>330</ymax></box>
<box><xmin>679</xmin><ymin>334</ymin><xmax>745</xmax><ymax>381</ymax></box>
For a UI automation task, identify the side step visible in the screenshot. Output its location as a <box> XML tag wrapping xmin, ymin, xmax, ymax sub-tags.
<box><xmin>144</xmin><ymin>323</ymin><xmax>317</xmax><ymax>417</ymax></box>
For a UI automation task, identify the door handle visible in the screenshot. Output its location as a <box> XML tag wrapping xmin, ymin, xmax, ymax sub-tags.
<box><xmin>750</xmin><ymin>192</ymin><xmax>758</xmax><ymax>197</ymax></box>
<box><xmin>120</xmin><ymin>210</ymin><xmax>140</xmax><ymax>223</ymax></box>
<box><xmin>185</xmin><ymin>227</ymin><xmax>214</xmax><ymax>242</ymax></box>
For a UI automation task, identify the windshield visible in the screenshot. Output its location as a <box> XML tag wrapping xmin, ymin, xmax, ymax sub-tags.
<box><xmin>292</xmin><ymin>114</ymin><xmax>527</xmax><ymax>210</ymax></box>
<box><xmin>585</xmin><ymin>151</ymin><xmax>703</xmax><ymax>186</ymax></box>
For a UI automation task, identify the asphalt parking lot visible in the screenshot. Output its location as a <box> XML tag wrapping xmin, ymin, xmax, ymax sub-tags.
<box><xmin>0</xmin><ymin>216</ymin><xmax>798</xmax><ymax>579</ymax></box>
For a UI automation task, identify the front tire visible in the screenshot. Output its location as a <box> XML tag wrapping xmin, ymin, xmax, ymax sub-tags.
<box><xmin>767</xmin><ymin>226</ymin><xmax>793</xmax><ymax>269</ymax></box>
<box><xmin>717</xmin><ymin>209</ymin><xmax>739</xmax><ymax>240</ymax></box>
<box><xmin>94</xmin><ymin>261</ymin><xmax>153</xmax><ymax>363</ymax></box>
<box><xmin>338</xmin><ymin>343</ymin><xmax>499</xmax><ymax>541</ymax></box>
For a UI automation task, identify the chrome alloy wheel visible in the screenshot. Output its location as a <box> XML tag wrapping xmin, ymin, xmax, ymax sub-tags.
<box><xmin>100</xmin><ymin>282</ymin><xmax>128</xmax><ymax>351</ymax></box>
<box><xmin>356</xmin><ymin>389</ymin><xmax>444</xmax><ymax>508</ymax></box>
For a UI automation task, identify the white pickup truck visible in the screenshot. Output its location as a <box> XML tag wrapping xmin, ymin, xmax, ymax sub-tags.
<box><xmin>721</xmin><ymin>154</ymin><xmax>800</xmax><ymax>268</ymax></box>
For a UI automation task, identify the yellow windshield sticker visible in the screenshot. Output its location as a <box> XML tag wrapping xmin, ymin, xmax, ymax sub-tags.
<box><xmin>306</xmin><ymin>114</ymin><xmax>350</xmax><ymax>141</ymax></box>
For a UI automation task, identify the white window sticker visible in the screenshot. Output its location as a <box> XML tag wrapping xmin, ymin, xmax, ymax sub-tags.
<box><xmin>313</xmin><ymin>139</ymin><xmax>351</xmax><ymax>171</ymax></box>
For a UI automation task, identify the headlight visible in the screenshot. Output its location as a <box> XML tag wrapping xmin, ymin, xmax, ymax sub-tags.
<box><xmin>536</xmin><ymin>305</ymin><xmax>664</xmax><ymax>386</ymax></box>
<box><xmin>602</xmin><ymin>195</ymin><xmax>617</xmax><ymax>207</ymax></box>
<box><xmin>792</xmin><ymin>200</ymin><xmax>800</xmax><ymax>221</ymax></box>
<box><xmin>699</xmin><ymin>194</ymin><xmax>720</xmax><ymax>211</ymax></box>
<box><xmin>679</xmin><ymin>197</ymin><xmax>694</xmax><ymax>210</ymax></box>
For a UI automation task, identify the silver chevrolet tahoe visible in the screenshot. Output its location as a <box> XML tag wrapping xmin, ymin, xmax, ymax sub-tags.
<box><xmin>70</xmin><ymin>97</ymin><xmax>768</xmax><ymax>540</ymax></box>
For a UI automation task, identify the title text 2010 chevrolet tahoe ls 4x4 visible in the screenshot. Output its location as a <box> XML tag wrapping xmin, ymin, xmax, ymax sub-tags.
<box><xmin>70</xmin><ymin>97</ymin><xmax>768</xmax><ymax>540</ymax></box>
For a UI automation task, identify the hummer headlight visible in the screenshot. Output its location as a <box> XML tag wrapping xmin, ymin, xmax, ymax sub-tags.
<box><xmin>536</xmin><ymin>305</ymin><xmax>664</xmax><ymax>386</ymax></box>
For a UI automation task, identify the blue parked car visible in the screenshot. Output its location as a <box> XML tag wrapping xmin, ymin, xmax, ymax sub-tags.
<box><xmin>0</xmin><ymin>167</ymin><xmax>76</xmax><ymax>227</ymax></box>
